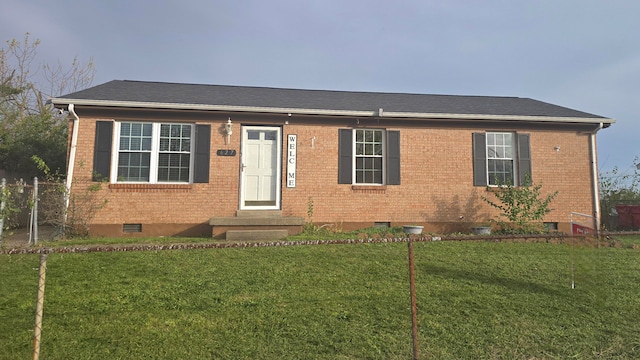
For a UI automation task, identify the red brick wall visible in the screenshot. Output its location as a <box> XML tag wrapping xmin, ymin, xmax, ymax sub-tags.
<box><xmin>70</xmin><ymin>113</ymin><xmax>598</xmax><ymax>236</ymax></box>
<box><xmin>281</xmin><ymin>124</ymin><xmax>595</xmax><ymax>233</ymax></box>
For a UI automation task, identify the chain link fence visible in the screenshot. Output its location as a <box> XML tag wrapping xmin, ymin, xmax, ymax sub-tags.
<box><xmin>0</xmin><ymin>177</ymin><xmax>66</xmax><ymax>245</ymax></box>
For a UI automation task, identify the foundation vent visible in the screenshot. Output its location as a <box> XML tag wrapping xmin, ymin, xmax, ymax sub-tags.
<box><xmin>123</xmin><ymin>223</ymin><xmax>142</xmax><ymax>233</ymax></box>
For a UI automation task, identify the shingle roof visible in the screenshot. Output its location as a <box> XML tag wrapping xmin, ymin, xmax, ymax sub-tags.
<box><xmin>50</xmin><ymin>80</ymin><xmax>612</xmax><ymax>123</ymax></box>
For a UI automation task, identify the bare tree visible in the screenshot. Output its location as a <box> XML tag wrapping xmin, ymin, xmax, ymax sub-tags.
<box><xmin>0</xmin><ymin>33</ymin><xmax>96</xmax><ymax>176</ymax></box>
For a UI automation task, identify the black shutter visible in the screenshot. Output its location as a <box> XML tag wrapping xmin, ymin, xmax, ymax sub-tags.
<box><xmin>338</xmin><ymin>129</ymin><xmax>352</xmax><ymax>184</ymax></box>
<box><xmin>472</xmin><ymin>133</ymin><xmax>487</xmax><ymax>186</ymax></box>
<box><xmin>93</xmin><ymin>121</ymin><xmax>113</xmax><ymax>181</ymax></box>
<box><xmin>518</xmin><ymin>133</ymin><xmax>532</xmax><ymax>185</ymax></box>
<box><xmin>386</xmin><ymin>130</ymin><xmax>401</xmax><ymax>185</ymax></box>
<box><xmin>193</xmin><ymin>124</ymin><xmax>211</xmax><ymax>183</ymax></box>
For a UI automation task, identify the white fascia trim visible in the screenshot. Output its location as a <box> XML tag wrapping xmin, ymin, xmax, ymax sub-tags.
<box><xmin>49</xmin><ymin>98</ymin><xmax>615</xmax><ymax>125</ymax></box>
<box><xmin>383</xmin><ymin>111</ymin><xmax>615</xmax><ymax>124</ymax></box>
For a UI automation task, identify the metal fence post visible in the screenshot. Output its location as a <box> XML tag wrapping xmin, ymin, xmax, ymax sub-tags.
<box><xmin>408</xmin><ymin>238</ymin><xmax>420</xmax><ymax>359</ymax></box>
<box><xmin>0</xmin><ymin>178</ymin><xmax>5</xmax><ymax>243</ymax></box>
<box><xmin>33</xmin><ymin>177</ymin><xmax>38</xmax><ymax>245</ymax></box>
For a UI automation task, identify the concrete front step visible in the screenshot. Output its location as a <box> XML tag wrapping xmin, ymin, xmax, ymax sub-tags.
<box><xmin>209</xmin><ymin>213</ymin><xmax>305</xmax><ymax>240</ymax></box>
<box><xmin>226</xmin><ymin>229</ymin><xmax>289</xmax><ymax>241</ymax></box>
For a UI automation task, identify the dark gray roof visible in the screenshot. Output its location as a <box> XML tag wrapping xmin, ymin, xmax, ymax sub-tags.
<box><xmin>51</xmin><ymin>80</ymin><xmax>611</xmax><ymax>121</ymax></box>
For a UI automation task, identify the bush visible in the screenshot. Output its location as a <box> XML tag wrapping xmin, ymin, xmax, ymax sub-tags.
<box><xmin>482</xmin><ymin>176</ymin><xmax>558</xmax><ymax>234</ymax></box>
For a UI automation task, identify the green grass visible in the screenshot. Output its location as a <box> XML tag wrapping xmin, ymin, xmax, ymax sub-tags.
<box><xmin>1</xmin><ymin>240</ymin><xmax>639</xmax><ymax>359</ymax></box>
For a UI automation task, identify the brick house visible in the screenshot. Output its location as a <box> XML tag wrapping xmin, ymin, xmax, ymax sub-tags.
<box><xmin>49</xmin><ymin>80</ymin><xmax>614</xmax><ymax>239</ymax></box>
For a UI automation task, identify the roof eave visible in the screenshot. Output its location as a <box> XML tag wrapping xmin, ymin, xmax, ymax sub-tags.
<box><xmin>49</xmin><ymin>98</ymin><xmax>615</xmax><ymax>125</ymax></box>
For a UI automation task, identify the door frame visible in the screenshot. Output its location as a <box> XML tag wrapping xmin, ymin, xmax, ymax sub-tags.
<box><xmin>239</xmin><ymin>125</ymin><xmax>282</xmax><ymax>210</ymax></box>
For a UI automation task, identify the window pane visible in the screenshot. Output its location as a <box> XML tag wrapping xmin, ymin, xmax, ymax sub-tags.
<box><xmin>374</xmin><ymin>157</ymin><xmax>382</xmax><ymax>169</ymax></box>
<box><xmin>373</xmin><ymin>169</ymin><xmax>382</xmax><ymax>184</ymax></box>
<box><xmin>160</xmin><ymin>124</ymin><xmax>170</xmax><ymax>137</ymax></box>
<box><xmin>505</xmin><ymin>147</ymin><xmax>513</xmax><ymax>158</ymax></box>
<box><xmin>159</xmin><ymin>138</ymin><xmax>169</xmax><ymax>152</ymax></box>
<box><xmin>181</xmin><ymin>139</ymin><xmax>191</xmax><ymax>152</ymax></box>
<box><xmin>142</xmin><ymin>138</ymin><xmax>152</xmax><ymax>151</ymax></box>
<box><xmin>121</xmin><ymin>122</ymin><xmax>130</xmax><ymax>135</ymax></box>
<box><xmin>131</xmin><ymin>123</ymin><xmax>142</xmax><ymax>136</ymax></box>
<box><xmin>248</xmin><ymin>131</ymin><xmax>260</xmax><ymax>140</ymax></box>
<box><xmin>365</xmin><ymin>144</ymin><xmax>373</xmax><ymax>156</ymax></box>
<box><xmin>365</xmin><ymin>130</ymin><xmax>373</xmax><ymax>142</ymax></box>
<box><xmin>130</xmin><ymin>138</ymin><xmax>141</xmax><ymax>151</ymax></box>
<box><xmin>504</xmin><ymin>133</ymin><xmax>512</xmax><ymax>144</ymax></box>
<box><xmin>119</xmin><ymin>137</ymin><xmax>129</xmax><ymax>151</ymax></box>
<box><xmin>374</xmin><ymin>144</ymin><xmax>382</xmax><ymax>155</ymax></box>
<box><xmin>487</xmin><ymin>133</ymin><xmax>495</xmax><ymax>146</ymax></box>
<box><xmin>265</xmin><ymin>131</ymin><xmax>277</xmax><ymax>141</ymax></box>
<box><xmin>171</xmin><ymin>125</ymin><xmax>180</xmax><ymax>137</ymax></box>
<box><xmin>170</xmin><ymin>139</ymin><xmax>180</xmax><ymax>151</ymax></box>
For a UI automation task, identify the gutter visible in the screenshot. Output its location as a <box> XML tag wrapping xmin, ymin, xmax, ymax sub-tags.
<box><xmin>591</xmin><ymin>123</ymin><xmax>604</xmax><ymax>234</ymax></box>
<box><xmin>49</xmin><ymin>98</ymin><xmax>615</xmax><ymax>126</ymax></box>
<box><xmin>65</xmin><ymin>104</ymin><xmax>80</xmax><ymax>222</ymax></box>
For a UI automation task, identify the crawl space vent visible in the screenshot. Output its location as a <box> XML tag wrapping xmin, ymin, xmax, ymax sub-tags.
<box><xmin>123</xmin><ymin>223</ymin><xmax>142</xmax><ymax>233</ymax></box>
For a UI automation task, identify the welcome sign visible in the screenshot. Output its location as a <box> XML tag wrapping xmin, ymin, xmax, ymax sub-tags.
<box><xmin>287</xmin><ymin>134</ymin><xmax>297</xmax><ymax>188</ymax></box>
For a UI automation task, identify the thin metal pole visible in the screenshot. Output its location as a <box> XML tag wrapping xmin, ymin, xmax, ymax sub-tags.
<box><xmin>408</xmin><ymin>238</ymin><xmax>420</xmax><ymax>360</ymax></box>
<box><xmin>33</xmin><ymin>251</ymin><xmax>48</xmax><ymax>360</ymax></box>
<box><xmin>33</xmin><ymin>177</ymin><xmax>38</xmax><ymax>245</ymax></box>
<box><xmin>571</xmin><ymin>235</ymin><xmax>575</xmax><ymax>289</ymax></box>
<box><xmin>0</xmin><ymin>178</ymin><xmax>5</xmax><ymax>243</ymax></box>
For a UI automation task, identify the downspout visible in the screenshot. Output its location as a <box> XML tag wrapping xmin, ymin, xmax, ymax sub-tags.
<box><xmin>590</xmin><ymin>122</ymin><xmax>603</xmax><ymax>235</ymax></box>
<box><xmin>65</xmin><ymin>104</ymin><xmax>80</xmax><ymax>222</ymax></box>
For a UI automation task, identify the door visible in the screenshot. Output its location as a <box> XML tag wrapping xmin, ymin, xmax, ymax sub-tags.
<box><xmin>240</xmin><ymin>126</ymin><xmax>282</xmax><ymax>209</ymax></box>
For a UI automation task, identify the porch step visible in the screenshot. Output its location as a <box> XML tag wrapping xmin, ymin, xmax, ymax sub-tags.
<box><xmin>209</xmin><ymin>213</ymin><xmax>305</xmax><ymax>240</ymax></box>
<box><xmin>226</xmin><ymin>229</ymin><xmax>289</xmax><ymax>241</ymax></box>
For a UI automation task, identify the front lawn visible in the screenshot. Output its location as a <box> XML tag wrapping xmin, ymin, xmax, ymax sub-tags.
<box><xmin>1</xmin><ymin>240</ymin><xmax>639</xmax><ymax>359</ymax></box>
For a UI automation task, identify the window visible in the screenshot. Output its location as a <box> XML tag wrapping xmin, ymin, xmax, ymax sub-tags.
<box><xmin>486</xmin><ymin>132</ymin><xmax>515</xmax><ymax>185</ymax></box>
<box><xmin>473</xmin><ymin>132</ymin><xmax>531</xmax><ymax>187</ymax></box>
<box><xmin>92</xmin><ymin>121</ymin><xmax>211</xmax><ymax>184</ymax></box>
<box><xmin>338</xmin><ymin>129</ymin><xmax>400</xmax><ymax>185</ymax></box>
<box><xmin>115</xmin><ymin>122</ymin><xmax>193</xmax><ymax>183</ymax></box>
<box><xmin>355</xmin><ymin>129</ymin><xmax>384</xmax><ymax>184</ymax></box>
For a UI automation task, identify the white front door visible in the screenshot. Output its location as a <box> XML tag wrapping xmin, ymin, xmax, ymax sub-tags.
<box><xmin>240</xmin><ymin>126</ymin><xmax>281</xmax><ymax>209</ymax></box>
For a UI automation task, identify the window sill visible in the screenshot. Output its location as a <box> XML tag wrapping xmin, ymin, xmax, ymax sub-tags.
<box><xmin>109</xmin><ymin>183</ymin><xmax>193</xmax><ymax>192</ymax></box>
<box><xmin>351</xmin><ymin>185</ymin><xmax>387</xmax><ymax>194</ymax></box>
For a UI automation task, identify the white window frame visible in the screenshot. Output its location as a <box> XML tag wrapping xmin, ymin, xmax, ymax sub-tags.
<box><xmin>352</xmin><ymin>128</ymin><xmax>386</xmax><ymax>185</ymax></box>
<box><xmin>486</xmin><ymin>131</ymin><xmax>518</xmax><ymax>186</ymax></box>
<box><xmin>111</xmin><ymin>122</ymin><xmax>195</xmax><ymax>184</ymax></box>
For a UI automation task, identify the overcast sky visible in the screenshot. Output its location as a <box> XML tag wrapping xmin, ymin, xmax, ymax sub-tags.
<box><xmin>2</xmin><ymin>0</ymin><xmax>638</xmax><ymax>174</ymax></box>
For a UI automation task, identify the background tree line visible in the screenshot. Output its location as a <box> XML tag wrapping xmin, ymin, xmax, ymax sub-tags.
<box><xmin>0</xmin><ymin>33</ymin><xmax>95</xmax><ymax>178</ymax></box>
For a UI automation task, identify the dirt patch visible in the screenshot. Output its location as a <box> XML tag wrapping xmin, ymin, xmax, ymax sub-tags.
<box><xmin>1</xmin><ymin>225</ymin><xmax>59</xmax><ymax>249</ymax></box>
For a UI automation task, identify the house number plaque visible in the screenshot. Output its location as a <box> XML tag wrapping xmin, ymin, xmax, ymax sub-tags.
<box><xmin>216</xmin><ymin>149</ymin><xmax>236</xmax><ymax>156</ymax></box>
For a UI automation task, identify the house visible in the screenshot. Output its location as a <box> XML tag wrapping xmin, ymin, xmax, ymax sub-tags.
<box><xmin>49</xmin><ymin>80</ymin><xmax>614</xmax><ymax>239</ymax></box>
